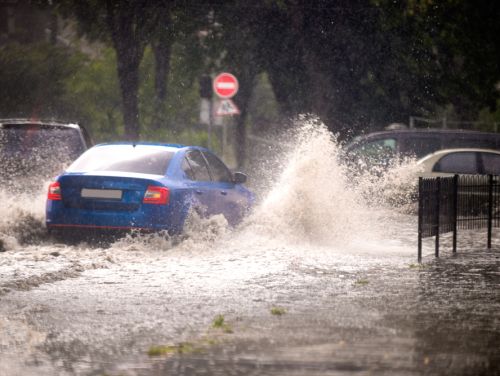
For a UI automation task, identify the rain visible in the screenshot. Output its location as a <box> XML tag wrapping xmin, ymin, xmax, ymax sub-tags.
<box><xmin>1</xmin><ymin>2</ymin><xmax>500</xmax><ymax>375</ymax></box>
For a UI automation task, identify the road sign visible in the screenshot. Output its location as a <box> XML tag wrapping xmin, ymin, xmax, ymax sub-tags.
<box><xmin>216</xmin><ymin>99</ymin><xmax>240</xmax><ymax>116</ymax></box>
<box><xmin>213</xmin><ymin>73</ymin><xmax>239</xmax><ymax>99</ymax></box>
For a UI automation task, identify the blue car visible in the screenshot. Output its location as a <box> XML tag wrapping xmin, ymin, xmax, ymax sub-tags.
<box><xmin>46</xmin><ymin>143</ymin><xmax>254</xmax><ymax>236</ymax></box>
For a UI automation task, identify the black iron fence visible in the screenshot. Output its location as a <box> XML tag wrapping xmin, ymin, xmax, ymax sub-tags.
<box><xmin>418</xmin><ymin>175</ymin><xmax>500</xmax><ymax>262</ymax></box>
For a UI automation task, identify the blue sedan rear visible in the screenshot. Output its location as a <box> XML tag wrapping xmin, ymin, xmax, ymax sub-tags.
<box><xmin>46</xmin><ymin>143</ymin><xmax>254</xmax><ymax>235</ymax></box>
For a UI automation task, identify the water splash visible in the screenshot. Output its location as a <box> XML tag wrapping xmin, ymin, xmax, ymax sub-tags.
<box><xmin>353</xmin><ymin>156</ymin><xmax>423</xmax><ymax>213</ymax></box>
<box><xmin>0</xmin><ymin>187</ymin><xmax>48</xmax><ymax>251</ymax></box>
<box><xmin>245</xmin><ymin>118</ymin><xmax>371</xmax><ymax>246</ymax></box>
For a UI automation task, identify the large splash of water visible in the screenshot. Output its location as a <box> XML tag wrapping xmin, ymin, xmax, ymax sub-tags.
<box><xmin>245</xmin><ymin>120</ymin><xmax>372</xmax><ymax>246</ymax></box>
<box><xmin>0</xmin><ymin>186</ymin><xmax>48</xmax><ymax>251</ymax></box>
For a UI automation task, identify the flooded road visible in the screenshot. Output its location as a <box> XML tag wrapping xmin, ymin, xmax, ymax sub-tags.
<box><xmin>1</xmin><ymin>124</ymin><xmax>499</xmax><ymax>375</ymax></box>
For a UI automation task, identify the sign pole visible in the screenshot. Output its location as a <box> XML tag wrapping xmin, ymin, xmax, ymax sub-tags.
<box><xmin>222</xmin><ymin>117</ymin><xmax>227</xmax><ymax>158</ymax></box>
<box><xmin>208</xmin><ymin>97</ymin><xmax>213</xmax><ymax>150</ymax></box>
<box><xmin>213</xmin><ymin>72</ymin><xmax>240</xmax><ymax>157</ymax></box>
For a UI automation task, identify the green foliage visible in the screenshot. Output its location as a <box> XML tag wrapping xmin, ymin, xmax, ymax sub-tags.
<box><xmin>212</xmin><ymin>314</ymin><xmax>225</xmax><ymax>328</ymax></box>
<box><xmin>138</xmin><ymin>44</ymin><xmax>202</xmax><ymax>141</ymax></box>
<box><xmin>0</xmin><ymin>42</ymin><xmax>82</xmax><ymax>119</ymax></box>
<box><xmin>147</xmin><ymin>336</ymin><xmax>219</xmax><ymax>357</ymax></box>
<box><xmin>270</xmin><ymin>306</ymin><xmax>287</xmax><ymax>316</ymax></box>
<box><xmin>247</xmin><ymin>73</ymin><xmax>282</xmax><ymax>133</ymax></box>
<box><xmin>478</xmin><ymin>100</ymin><xmax>500</xmax><ymax>133</ymax></box>
<box><xmin>147</xmin><ymin>342</ymin><xmax>195</xmax><ymax>357</ymax></box>
<box><xmin>5</xmin><ymin>0</ymin><xmax>499</xmax><ymax>145</ymax></box>
<box><xmin>64</xmin><ymin>48</ymin><xmax>123</xmax><ymax>142</ymax></box>
<box><xmin>409</xmin><ymin>263</ymin><xmax>427</xmax><ymax>270</ymax></box>
<box><xmin>354</xmin><ymin>279</ymin><xmax>370</xmax><ymax>286</ymax></box>
<box><xmin>212</xmin><ymin>314</ymin><xmax>233</xmax><ymax>333</ymax></box>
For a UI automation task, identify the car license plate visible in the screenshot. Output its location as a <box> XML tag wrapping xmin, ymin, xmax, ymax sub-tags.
<box><xmin>81</xmin><ymin>188</ymin><xmax>122</xmax><ymax>200</ymax></box>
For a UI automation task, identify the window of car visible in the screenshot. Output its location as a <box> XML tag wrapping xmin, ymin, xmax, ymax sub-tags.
<box><xmin>181</xmin><ymin>158</ymin><xmax>196</xmax><ymax>180</ymax></box>
<box><xmin>480</xmin><ymin>152</ymin><xmax>500</xmax><ymax>175</ymax></box>
<box><xmin>400</xmin><ymin>137</ymin><xmax>441</xmax><ymax>158</ymax></box>
<box><xmin>351</xmin><ymin>138</ymin><xmax>397</xmax><ymax>160</ymax></box>
<box><xmin>433</xmin><ymin>152</ymin><xmax>478</xmax><ymax>174</ymax></box>
<box><xmin>202</xmin><ymin>151</ymin><xmax>233</xmax><ymax>182</ymax></box>
<box><xmin>0</xmin><ymin>124</ymin><xmax>89</xmax><ymax>180</ymax></box>
<box><xmin>0</xmin><ymin>124</ymin><xmax>86</xmax><ymax>157</ymax></box>
<box><xmin>185</xmin><ymin>150</ymin><xmax>211</xmax><ymax>181</ymax></box>
<box><xmin>67</xmin><ymin>145</ymin><xmax>174</xmax><ymax>175</ymax></box>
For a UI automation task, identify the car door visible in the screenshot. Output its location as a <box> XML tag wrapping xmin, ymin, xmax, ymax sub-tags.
<box><xmin>182</xmin><ymin>149</ymin><xmax>214</xmax><ymax>216</ymax></box>
<box><xmin>478</xmin><ymin>152</ymin><xmax>500</xmax><ymax>175</ymax></box>
<box><xmin>201</xmin><ymin>150</ymin><xmax>247</xmax><ymax>225</ymax></box>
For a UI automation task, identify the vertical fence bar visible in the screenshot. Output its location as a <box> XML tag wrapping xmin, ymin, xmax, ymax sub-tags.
<box><xmin>418</xmin><ymin>177</ymin><xmax>423</xmax><ymax>263</ymax></box>
<box><xmin>453</xmin><ymin>174</ymin><xmax>458</xmax><ymax>253</ymax></box>
<box><xmin>488</xmin><ymin>174</ymin><xmax>493</xmax><ymax>249</ymax></box>
<box><xmin>435</xmin><ymin>177</ymin><xmax>441</xmax><ymax>258</ymax></box>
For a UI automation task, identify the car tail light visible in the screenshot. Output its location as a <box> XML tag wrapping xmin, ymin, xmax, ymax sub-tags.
<box><xmin>48</xmin><ymin>182</ymin><xmax>62</xmax><ymax>201</ymax></box>
<box><xmin>143</xmin><ymin>186</ymin><xmax>169</xmax><ymax>205</ymax></box>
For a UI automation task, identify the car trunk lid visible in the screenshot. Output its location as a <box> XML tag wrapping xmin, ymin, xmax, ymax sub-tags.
<box><xmin>58</xmin><ymin>173</ymin><xmax>163</xmax><ymax>212</ymax></box>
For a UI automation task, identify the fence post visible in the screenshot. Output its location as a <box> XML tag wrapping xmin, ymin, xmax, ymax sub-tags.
<box><xmin>418</xmin><ymin>177</ymin><xmax>423</xmax><ymax>263</ymax></box>
<box><xmin>453</xmin><ymin>174</ymin><xmax>458</xmax><ymax>253</ymax></box>
<box><xmin>435</xmin><ymin>177</ymin><xmax>441</xmax><ymax>258</ymax></box>
<box><xmin>488</xmin><ymin>174</ymin><xmax>493</xmax><ymax>249</ymax></box>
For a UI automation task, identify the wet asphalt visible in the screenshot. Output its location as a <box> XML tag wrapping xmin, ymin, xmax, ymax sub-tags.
<box><xmin>1</xmin><ymin>220</ymin><xmax>499</xmax><ymax>376</ymax></box>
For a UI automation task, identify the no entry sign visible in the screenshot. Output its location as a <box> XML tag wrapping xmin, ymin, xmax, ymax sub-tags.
<box><xmin>213</xmin><ymin>73</ymin><xmax>239</xmax><ymax>99</ymax></box>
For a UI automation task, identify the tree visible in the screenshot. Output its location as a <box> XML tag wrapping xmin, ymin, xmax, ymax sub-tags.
<box><xmin>243</xmin><ymin>0</ymin><xmax>500</xmax><ymax>136</ymax></box>
<box><xmin>57</xmin><ymin>0</ymin><xmax>171</xmax><ymax>139</ymax></box>
<box><xmin>207</xmin><ymin>1</ymin><xmax>268</xmax><ymax>167</ymax></box>
<box><xmin>0</xmin><ymin>42</ymin><xmax>82</xmax><ymax>119</ymax></box>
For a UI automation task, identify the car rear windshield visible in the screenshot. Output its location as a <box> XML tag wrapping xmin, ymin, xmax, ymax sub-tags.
<box><xmin>0</xmin><ymin>124</ymin><xmax>86</xmax><ymax>179</ymax></box>
<box><xmin>0</xmin><ymin>124</ymin><xmax>85</xmax><ymax>158</ymax></box>
<box><xmin>67</xmin><ymin>145</ymin><xmax>175</xmax><ymax>175</ymax></box>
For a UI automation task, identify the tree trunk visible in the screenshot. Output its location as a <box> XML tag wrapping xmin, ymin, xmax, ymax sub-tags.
<box><xmin>152</xmin><ymin>36</ymin><xmax>172</xmax><ymax>129</ymax></box>
<box><xmin>105</xmin><ymin>1</ymin><xmax>146</xmax><ymax>141</ymax></box>
<box><xmin>233</xmin><ymin>71</ymin><xmax>256</xmax><ymax>169</ymax></box>
<box><xmin>116</xmin><ymin>52</ymin><xmax>141</xmax><ymax>140</ymax></box>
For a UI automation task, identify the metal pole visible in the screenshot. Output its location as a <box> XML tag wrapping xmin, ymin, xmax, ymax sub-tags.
<box><xmin>487</xmin><ymin>174</ymin><xmax>493</xmax><ymax>249</ymax></box>
<box><xmin>222</xmin><ymin>119</ymin><xmax>227</xmax><ymax>160</ymax></box>
<box><xmin>418</xmin><ymin>177</ymin><xmax>423</xmax><ymax>263</ymax></box>
<box><xmin>409</xmin><ymin>116</ymin><xmax>415</xmax><ymax>129</ymax></box>
<box><xmin>208</xmin><ymin>98</ymin><xmax>213</xmax><ymax>150</ymax></box>
<box><xmin>453</xmin><ymin>174</ymin><xmax>458</xmax><ymax>253</ymax></box>
<box><xmin>435</xmin><ymin>178</ymin><xmax>441</xmax><ymax>258</ymax></box>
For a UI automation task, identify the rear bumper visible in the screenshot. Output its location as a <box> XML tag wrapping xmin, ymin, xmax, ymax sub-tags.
<box><xmin>46</xmin><ymin>200</ymin><xmax>185</xmax><ymax>233</ymax></box>
<box><xmin>46</xmin><ymin>223</ymin><xmax>156</xmax><ymax>231</ymax></box>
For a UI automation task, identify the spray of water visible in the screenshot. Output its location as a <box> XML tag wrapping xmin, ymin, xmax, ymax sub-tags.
<box><xmin>245</xmin><ymin>118</ymin><xmax>372</xmax><ymax>246</ymax></box>
<box><xmin>0</xmin><ymin>187</ymin><xmax>48</xmax><ymax>251</ymax></box>
<box><xmin>353</xmin><ymin>156</ymin><xmax>423</xmax><ymax>213</ymax></box>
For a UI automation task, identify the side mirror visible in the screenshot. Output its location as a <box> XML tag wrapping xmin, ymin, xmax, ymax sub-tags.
<box><xmin>232</xmin><ymin>171</ymin><xmax>247</xmax><ymax>184</ymax></box>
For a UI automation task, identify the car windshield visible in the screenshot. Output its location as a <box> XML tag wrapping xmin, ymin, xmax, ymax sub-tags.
<box><xmin>0</xmin><ymin>124</ymin><xmax>86</xmax><ymax>179</ymax></box>
<box><xmin>67</xmin><ymin>145</ymin><xmax>175</xmax><ymax>175</ymax></box>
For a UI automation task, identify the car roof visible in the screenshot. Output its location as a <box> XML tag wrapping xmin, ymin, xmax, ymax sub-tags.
<box><xmin>418</xmin><ymin>148</ymin><xmax>500</xmax><ymax>163</ymax></box>
<box><xmin>0</xmin><ymin>118</ymin><xmax>81</xmax><ymax>130</ymax></box>
<box><xmin>358</xmin><ymin>128</ymin><xmax>499</xmax><ymax>137</ymax></box>
<box><xmin>93</xmin><ymin>142</ymin><xmax>187</xmax><ymax>150</ymax></box>
<box><xmin>349</xmin><ymin>128</ymin><xmax>500</xmax><ymax>142</ymax></box>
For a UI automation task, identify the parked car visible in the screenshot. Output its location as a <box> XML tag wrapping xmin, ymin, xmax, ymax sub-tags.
<box><xmin>46</xmin><ymin>143</ymin><xmax>254</xmax><ymax>236</ymax></box>
<box><xmin>0</xmin><ymin>119</ymin><xmax>91</xmax><ymax>192</ymax></box>
<box><xmin>416</xmin><ymin>149</ymin><xmax>500</xmax><ymax>217</ymax></box>
<box><xmin>345</xmin><ymin>128</ymin><xmax>500</xmax><ymax>170</ymax></box>
<box><xmin>417</xmin><ymin>148</ymin><xmax>500</xmax><ymax>178</ymax></box>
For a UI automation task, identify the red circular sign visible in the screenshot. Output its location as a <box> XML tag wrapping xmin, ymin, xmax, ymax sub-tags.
<box><xmin>213</xmin><ymin>73</ymin><xmax>239</xmax><ymax>98</ymax></box>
